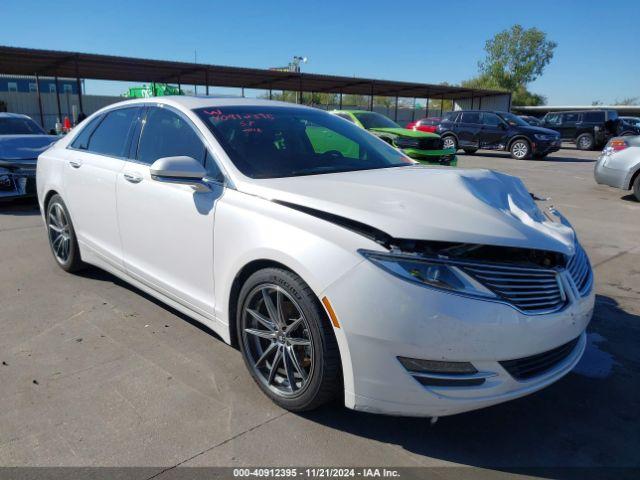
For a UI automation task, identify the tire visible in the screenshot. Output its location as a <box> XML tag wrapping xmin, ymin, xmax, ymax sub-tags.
<box><xmin>576</xmin><ymin>133</ymin><xmax>595</xmax><ymax>151</ymax></box>
<box><xmin>45</xmin><ymin>194</ymin><xmax>85</xmax><ymax>272</ymax></box>
<box><xmin>442</xmin><ymin>135</ymin><xmax>458</xmax><ymax>152</ymax></box>
<box><xmin>463</xmin><ymin>148</ymin><xmax>478</xmax><ymax>154</ymax></box>
<box><xmin>510</xmin><ymin>139</ymin><xmax>531</xmax><ymax>159</ymax></box>
<box><xmin>633</xmin><ymin>174</ymin><xmax>640</xmax><ymax>202</ymax></box>
<box><xmin>236</xmin><ymin>268</ymin><xmax>341</xmax><ymax>412</ymax></box>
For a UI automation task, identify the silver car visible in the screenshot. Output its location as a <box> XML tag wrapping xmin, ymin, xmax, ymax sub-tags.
<box><xmin>594</xmin><ymin>136</ymin><xmax>640</xmax><ymax>201</ymax></box>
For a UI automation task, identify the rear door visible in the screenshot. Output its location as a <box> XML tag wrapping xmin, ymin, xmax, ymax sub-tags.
<box><xmin>64</xmin><ymin>107</ymin><xmax>141</xmax><ymax>267</ymax></box>
<box><xmin>457</xmin><ymin>111</ymin><xmax>482</xmax><ymax>147</ymax></box>
<box><xmin>479</xmin><ymin>112</ymin><xmax>507</xmax><ymax>149</ymax></box>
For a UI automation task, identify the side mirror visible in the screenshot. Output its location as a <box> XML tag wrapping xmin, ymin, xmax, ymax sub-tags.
<box><xmin>499</xmin><ymin>122</ymin><xmax>508</xmax><ymax>130</ymax></box>
<box><xmin>150</xmin><ymin>156</ymin><xmax>210</xmax><ymax>191</ymax></box>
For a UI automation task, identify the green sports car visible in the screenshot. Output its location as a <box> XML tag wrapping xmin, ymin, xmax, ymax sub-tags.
<box><xmin>330</xmin><ymin>110</ymin><xmax>457</xmax><ymax>166</ymax></box>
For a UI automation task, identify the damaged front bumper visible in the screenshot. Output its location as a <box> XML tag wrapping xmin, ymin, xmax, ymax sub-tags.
<box><xmin>0</xmin><ymin>161</ymin><xmax>37</xmax><ymax>200</ymax></box>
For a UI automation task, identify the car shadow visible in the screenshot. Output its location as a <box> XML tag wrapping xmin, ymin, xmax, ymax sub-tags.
<box><xmin>460</xmin><ymin>151</ymin><xmax>597</xmax><ymax>163</ymax></box>
<box><xmin>297</xmin><ymin>294</ymin><xmax>640</xmax><ymax>477</ymax></box>
<box><xmin>0</xmin><ymin>198</ymin><xmax>40</xmax><ymax>215</ymax></box>
<box><xmin>75</xmin><ymin>266</ymin><xmax>228</xmax><ymax>345</ymax></box>
<box><xmin>621</xmin><ymin>193</ymin><xmax>639</xmax><ymax>203</ymax></box>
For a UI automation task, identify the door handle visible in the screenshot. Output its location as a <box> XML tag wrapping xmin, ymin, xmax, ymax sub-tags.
<box><xmin>69</xmin><ymin>160</ymin><xmax>82</xmax><ymax>169</ymax></box>
<box><xmin>123</xmin><ymin>171</ymin><xmax>143</xmax><ymax>184</ymax></box>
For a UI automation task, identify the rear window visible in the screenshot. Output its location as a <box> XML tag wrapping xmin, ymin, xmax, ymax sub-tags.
<box><xmin>583</xmin><ymin>111</ymin><xmax>605</xmax><ymax>123</ymax></box>
<box><xmin>0</xmin><ymin>116</ymin><xmax>45</xmax><ymax>135</ymax></box>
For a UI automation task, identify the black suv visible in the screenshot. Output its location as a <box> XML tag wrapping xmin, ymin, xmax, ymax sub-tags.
<box><xmin>539</xmin><ymin>110</ymin><xmax>636</xmax><ymax>150</ymax></box>
<box><xmin>437</xmin><ymin>110</ymin><xmax>561</xmax><ymax>160</ymax></box>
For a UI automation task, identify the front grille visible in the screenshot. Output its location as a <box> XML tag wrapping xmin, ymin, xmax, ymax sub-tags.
<box><xmin>395</xmin><ymin>136</ymin><xmax>443</xmax><ymax>150</ymax></box>
<box><xmin>567</xmin><ymin>244</ymin><xmax>592</xmax><ymax>296</ymax></box>
<box><xmin>500</xmin><ymin>337</ymin><xmax>580</xmax><ymax>380</ymax></box>
<box><xmin>461</xmin><ymin>263</ymin><xmax>565</xmax><ymax>313</ymax></box>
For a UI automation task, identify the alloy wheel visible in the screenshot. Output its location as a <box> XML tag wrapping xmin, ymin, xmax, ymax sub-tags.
<box><xmin>512</xmin><ymin>141</ymin><xmax>529</xmax><ymax>159</ymax></box>
<box><xmin>443</xmin><ymin>137</ymin><xmax>456</xmax><ymax>150</ymax></box>
<box><xmin>579</xmin><ymin>136</ymin><xmax>592</xmax><ymax>149</ymax></box>
<box><xmin>47</xmin><ymin>202</ymin><xmax>71</xmax><ymax>263</ymax></box>
<box><xmin>241</xmin><ymin>284</ymin><xmax>314</xmax><ymax>397</ymax></box>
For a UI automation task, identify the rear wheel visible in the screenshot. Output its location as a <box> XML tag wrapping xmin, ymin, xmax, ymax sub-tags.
<box><xmin>463</xmin><ymin>148</ymin><xmax>478</xmax><ymax>154</ymax></box>
<box><xmin>237</xmin><ymin>268</ymin><xmax>341</xmax><ymax>411</ymax></box>
<box><xmin>576</xmin><ymin>133</ymin><xmax>595</xmax><ymax>150</ymax></box>
<box><xmin>46</xmin><ymin>194</ymin><xmax>85</xmax><ymax>272</ymax></box>
<box><xmin>510</xmin><ymin>139</ymin><xmax>531</xmax><ymax>159</ymax></box>
<box><xmin>442</xmin><ymin>136</ymin><xmax>457</xmax><ymax>152</ymax></box>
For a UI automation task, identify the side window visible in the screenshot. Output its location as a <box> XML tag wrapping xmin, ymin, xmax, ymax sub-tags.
<box><xmin>461</xmin><ymin>112</ymin><xmax>481</xmax><ymax>124</ymax></box>
<box><xmin>545</xmin><ymin>113</ymin><xmax>561</xmax><ymax>125</ymax></box>
<box><xmin>481</xmin><ymin>112</ymin><xmax>502</xmax><ymax>127</ymax></box>
<box><xmin>86</xmin><ymin>108</ymin><xmax>139</xmax><ymax>157</ymax></box>
<box><xmin>137</xmin><ymin>107</ymin><xmax>206</xmax><ymax>165</ymax></box>
<box><xmin>562</xmin><ymin>113</ymin><xmax>579</xmax><ymax>124</ymax></box>
<box><xmin>583</xmin><ymin>111</ymin><xmax>605</xmax><ymax>123</ymax></box>
<box><xmin>70</xmin><ymin>115</ymin><xmax>103</xmax><ymax>150</ymax></box>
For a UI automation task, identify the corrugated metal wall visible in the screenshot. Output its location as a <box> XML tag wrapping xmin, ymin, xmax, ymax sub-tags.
<box><xmin>454</xmin><ymin>94</ymin><xmax>511</xmax><ymax>112</ymax></box>
<box><xmin>0</xmin><ymin>92</ymin><xmax>121</xmax><ymax>131</ymax></box>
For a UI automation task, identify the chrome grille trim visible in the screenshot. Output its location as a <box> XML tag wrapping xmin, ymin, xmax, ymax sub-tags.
<box><xmin>460</xmin><ymin>263</ymin><xmax>565</xmax><ymax>314</ymax></box>
<box><xmin>567</xmin><ymin>244</ymin><xmax>593</xmax><ymax>296</ymax></box>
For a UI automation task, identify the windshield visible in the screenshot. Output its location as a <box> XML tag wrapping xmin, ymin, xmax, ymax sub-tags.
<box><xmin>498</xmin><ymin>112</ymin><xmax>529</xmax><ymax>127</ymax></box>
<box><xmin>195</xmin><ymin>106</ymin><xmax>414</xmax><ymax>179</ymax></box>
<box><xmin>352</xmin><ymin>111</ymin><xmax>400</xmax><ymax>129</ymax></box>
<box><xmin>0</xmin><ymin>117</ymin><xmax>46</xmax><ymax>135</ymax></box>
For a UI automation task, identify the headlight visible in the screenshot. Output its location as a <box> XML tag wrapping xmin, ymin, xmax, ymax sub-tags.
<box><xmin>534</xmin><ymin>134</ymin><xmax>555</xmax><ymax>141</ymax></box>
<box><xmin>360</xmin><ymin>250</ymin><xmax>497</xmax><ymax>299</ymax></box>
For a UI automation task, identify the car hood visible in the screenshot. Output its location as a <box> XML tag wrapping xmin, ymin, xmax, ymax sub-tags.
<box><xmin>241</xmin><ymin>166</ymin><xmax>576</xmax><ymax>255</ymax></box>
<box><xmin>0</xmin><ymin>135</ymin><xmax>58</xmax><ymax>161</ymax></box>
<box><xmin>368</xmin><ymin>127</ymin><xmax>439</xmax><ymax>138</ymax></box>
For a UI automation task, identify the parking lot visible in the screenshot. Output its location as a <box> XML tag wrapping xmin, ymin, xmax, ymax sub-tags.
<box><xmin>1</xmin><ymin>146</ymin><xmax>639</xmax><ymax>476</ymax></box>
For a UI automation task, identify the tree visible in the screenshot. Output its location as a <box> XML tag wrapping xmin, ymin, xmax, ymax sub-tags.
<box><xmin>464</xmin><ymin>25</ymin><xmax>557</xmax><ymax>106</ymax></box>
<box><xmin>615</xmin><ymin>96</ymin><xmax>639</xmax><ymax>106</ymax></box>
<box><xmin>480</xmin><ymin>25</ymin><xmax>557</xmax><ymax>91</ymax></box>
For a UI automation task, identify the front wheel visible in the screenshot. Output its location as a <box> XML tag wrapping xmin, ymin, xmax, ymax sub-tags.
<box><xmin>442</xmin><ymin>136</ymin><xmax>458</xmax><ymax>152</ymax></box>
<box><xmin>510</xmin><ymin>139</ymin><xmax>531</xmax><ymax>159</ymax></box>
<box><xmin>237</xmin><ymin>268</ymin><xmax>341</xmax><ymax>412</ymax></box>
<box><xmin>633</xmin><ymin>174</ymin><xmax>640</xmax><ymax>202</ymax></box>
<box><xmin>46</xmin><ymin>194</ymin><xmax>85</xmax><ymax>272</ymax></box>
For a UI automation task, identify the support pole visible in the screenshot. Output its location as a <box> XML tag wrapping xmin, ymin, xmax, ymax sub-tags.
<box><xmin>34</xmin><ymin>73</ymin><xmax>44</xmax><ymax>128</ymax></box>
<box><xmin>440</xmin><ymin>95</ymin><xmax>444</xmax><ymax>117</ymax></box>
<box><xmin>75</xmin><ymin>59</ymin><xmax>84</xmax><ymax>114</ymax></box>
<box><xmin>54</xmin><ymin>76</ymin><xmax>62</xmax><ymax>122</ymax></box>
<box><xmin>394</xmin><ymin>96</ymin><xmax>399</xmax><ymax>122</ymax></box>
<box><xmin>339</xmin><ymin>91</ymin><xmax>343</xmax><ymax>109</ymax></box>
<box><xmin>269</xmin><ymin>89</ymin><xmax>272</xmax><ymax>100</ymax></box>
<box><xmin>426</xmin><ymin>97</ymin><xmax>430</xmax><ymax>117</ymax></box>
<box><xmin>411</xmin><ymin>97</ymin><xmax>416</xmax><ymax>122</ymax></box>
<box><xmin>205</xmin><ymin>70</ymin><xmax>209</xmax><ymax>95</ymax></box>
<box><xmin>241</xmin><ymin>87</ymin><xmax>245</xmax><ymax>98</ymax></box>
<box><xmin>369</xmin><ymin>83</ymin><xmax>374</xmax><ymax>111</ymax></box>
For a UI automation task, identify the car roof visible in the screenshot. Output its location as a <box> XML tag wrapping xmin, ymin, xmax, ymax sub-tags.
<box><xmin>0</xmin><ymin>112</ymin><xmax>32</xmax><ymax>119</ymax></box>
<box><xmin>98</xmin><ymin>95</ymin><xmax>313</xmax><ymax>112</ymax></box>
<box><xmin>331</xmin><ymin>110</ymin><xmax>378</xmax><ymax>114</ymax></box>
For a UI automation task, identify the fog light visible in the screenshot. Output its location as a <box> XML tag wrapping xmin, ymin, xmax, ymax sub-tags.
<box><xmin>0</xmin><ymin>174</ymin><xmax>13</xmax><ymax>190</ymax></box>
<box><xmin>397</xmin><ymin>357</ymin><xmax>477</xmax><ymax>374</ymax></box>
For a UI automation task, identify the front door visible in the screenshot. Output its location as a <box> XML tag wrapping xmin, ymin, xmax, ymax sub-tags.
<box><xmin>63</xmin><ymin>107</ymin><xmax>141</xmax><ymax>267</ymax></box>
<box><xmin>117</xmin><ymin>105</ymin><xmax>225</xmax><ymax>317</ymax></box>
<box><xmin>457</xmin><ymin>111</ymin><xmax>482</xmax><ymax>148</ymax></box>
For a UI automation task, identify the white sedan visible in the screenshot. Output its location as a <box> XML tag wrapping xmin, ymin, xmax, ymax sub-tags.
<box><xmin>37</xmin><ymin>96</ymin><xmax>594</xmax><ymax>417</ymax></box>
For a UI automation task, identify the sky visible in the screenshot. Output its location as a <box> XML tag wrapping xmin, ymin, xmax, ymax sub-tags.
<box><xmin>1</xmin><ymin>0</ymin><xmax>638</xmax><ymax>105</ymax></box>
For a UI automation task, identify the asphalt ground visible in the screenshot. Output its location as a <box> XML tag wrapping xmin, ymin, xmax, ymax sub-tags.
<box><xmin>1</xmin><ymin>145</ymin><xmax>638</xmax><ymax>479</ymax></box>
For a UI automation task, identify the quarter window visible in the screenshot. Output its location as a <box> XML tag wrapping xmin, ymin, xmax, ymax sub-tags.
<box><xmin>70</xmin><ymin>115</ymin><xmax>103</xmax><ymax>150</ymax></box>
<box><xmin>583</xmin><ymin>111</ymin><xmax>605</xmax><ymax>122</ymax></box>
<box><xmin>137</xmin><ymin>108</ymin><xmax>206</xmax><ymax>165</ymax></box>
<box><xmin>85</xmin><ymin>108</ymin><xmax>139</xmax><ymax>158</ymax></box>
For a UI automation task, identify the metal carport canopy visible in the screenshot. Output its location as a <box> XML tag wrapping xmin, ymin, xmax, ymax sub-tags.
<box><xmin>0</xmin><ymin>45</ymin><xmax>503</xmax><ymax>100</ymax></box>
